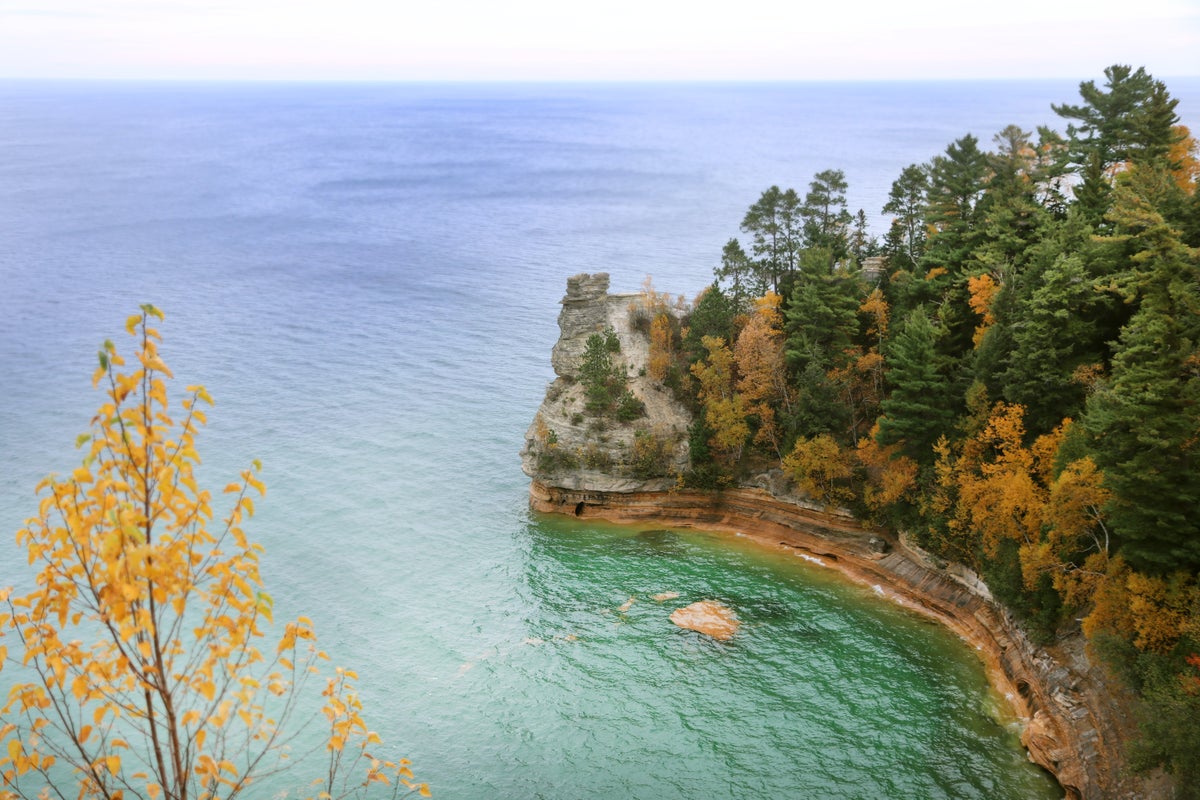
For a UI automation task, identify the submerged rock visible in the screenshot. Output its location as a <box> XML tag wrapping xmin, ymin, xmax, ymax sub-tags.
<box><xmin>670</xmin><ymin>600</ymin><xmax>739</xmax><ymax>640</ymax></box>
<box><xmin>652</xmin><ymin>591</ymin><xmax>680</xmax><ymax>602</ymax></box>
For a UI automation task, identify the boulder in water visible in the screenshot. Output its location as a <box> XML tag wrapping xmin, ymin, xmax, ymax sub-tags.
<box><xmin>670</xmin><ymin>600</ymin><xmax>739</xmax><ymax>640</ymax></box>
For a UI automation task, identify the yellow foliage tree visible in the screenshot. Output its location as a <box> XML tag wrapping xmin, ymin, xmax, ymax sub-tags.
<box><xmin>782</xmin><ymin>435</ymin><xmax>855</xmax><ymax>505</ymax></box>
<box><xmin>966</xmin><ymin>272</ymin><xmax>999</xmax><ymax>347</ymax></box>
<box><xmin>0</xmin><ymin>307</ymin><xmax>427</xmax><ymax>800</ymax></box>
<box><xmin>954</xmin><ymin>402</ymin><xmax>1046</xmax><ymax>558</ymax></box>
<box><xmin>1125</xmin><ymin>572</ymin><xmax>1199</xmax><ymax>655</ymax></box>
<box><xmin>733</xmin><ymin>293</ymin><xmax>789</xmax><ymax>456</ymax></box>
<box><xmin>1167</xmin><ymin>124</ymin><xmax>1199</xmax><ymax>193</ymax></box>
<box><xmin>855</xmin><ymin>426</ymin><xmax>918</xmax><ymax>512</ymax></box>
<box><xmin>690</xmin><ymin>336</ymin><xmax>749</xmax><ymax>466</ymax></box>
<box><xmin>635</xmin><ymin>276</ymin><xmax>679</xmax><ymax>384</ymax></box>
<box><xmin>648</xmin><ymin>314</ymin><xmax>675</xmax><ymax>383</ymax></box>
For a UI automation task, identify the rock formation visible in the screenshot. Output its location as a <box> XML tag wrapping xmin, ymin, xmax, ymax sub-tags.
<box><xmin>521</xmin><ymin>273</ymin><xmax>693</xmax><ymax>493</ymax></box>
<box><xmin>670</xmin><ymin>600</ymin><xmax>740</xmax><ymax>640</ymax></box>
<box><xmin>522</xmin><ymin>274</ymin><xmax>1161</xmax><ymax>800</ymax></box>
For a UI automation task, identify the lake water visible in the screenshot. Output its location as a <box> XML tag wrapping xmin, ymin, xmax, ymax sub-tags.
<box><xmin>7</xmin><ymin>77</ymin><xmax>1195</xmax><ymax>797</ymax></box>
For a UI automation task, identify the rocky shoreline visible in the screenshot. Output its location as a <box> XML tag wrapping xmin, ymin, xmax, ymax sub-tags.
<box><xmin>530</xmin><ymin>480</ymin><xmax>1168</xmax><ymax>799</ymax></box>
<box><xmin>522</xmin><ymin>274</ymin><xmax>1165</xmax><ymax>800</ymax></box>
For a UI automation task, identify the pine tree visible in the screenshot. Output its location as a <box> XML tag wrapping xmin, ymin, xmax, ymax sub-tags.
<box><xmin>801</xmin><ymin>169</ymin><xmax>853</xmax><ymax>265</ymax></box>
<box><xmin>1083</xmin><ymin>176</ymin><xmax>1200</xmax><ymax>573</ymax></box>
<box><xmin>1053</xmin><ymin>64</ymin><xmax>1183</xmax><ymax>224</ymax></box>
<box><xmin>876</xmin><ymin>308</ymin><xmax>957</xmax><ymax>463</ymax></box>
<box><xmin>783</xmin><ymin>257</ymin><xmax>861</xmax><ymax>376</ymax></box>
<box><xmin>1001</xmin><ymin>252</ymin><xmax>1106</xmax><ymax>434</ymax></box>
<box><xmin>882</xmin><ymin>163</ymin><xmax>929</xmax><ymax>273</ymax></box>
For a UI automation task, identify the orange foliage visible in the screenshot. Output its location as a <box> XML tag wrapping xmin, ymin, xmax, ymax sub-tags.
<box><xmin>967</xmin><ymin>272</ymin><xmax>999</xmax><ymax>347</ymax></box>
<box><xmin>1081</xmin><ymin>559</ymin><xmax>1200</xmax><ymax>658</ymax></box>
<box><xmin>856</xmin><ymin>428</ymin><xmax>918</xmax><ymax>510</ymax></box>
<box><xmin>734</xmin><ymin>293</ymin><xmax>789</xmax><ymax>454</ymax></box>
<box><xmin>1126</xmin><ymin>572</ymin><xmax>1199</xmax><ymax>655</ymax></box>
<box><xmin>931</xmin><ymin>402</ymin><xmax>1066</xmax><ymax>570</ymax></box>
<box><xmin>859</xmin><ymin>288</ymin><xmax>889</xmax><ymax>343</ymax></box>
<box><xmin>648</xmin><ymin>313</ymin><xmax>674</xmax><ymax>383</ymax></box>
<box><xmin>954</xmin><ymin>403</ymin><xmax>1046</xmax><ymax>556</ymax></box>
<box><xmin>829</xmin><ymin>350</ymin><xmax>885</xmax><ymax>444</ymax></box>
<box><xmin>1081</xmin><ymin>556</ymin><xmax>1137</xmax><ymax>642</ymax></box>
<box><xmin>1168</xmin><ymin>124</ymin><xmax>1200</xmax><ymax>193</ymax></box>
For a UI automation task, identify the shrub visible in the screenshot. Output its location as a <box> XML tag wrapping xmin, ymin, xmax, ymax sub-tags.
<box><xmin>615</xmin><ymin>390</ymin><xmax>645</xmax><ymax>422</ymax></box>
<box><xmin>627</xmin><ymin>429</ymin><xmax>673</xmax><ymax>480</ymax></box>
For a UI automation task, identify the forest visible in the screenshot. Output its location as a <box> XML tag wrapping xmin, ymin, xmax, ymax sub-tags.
<box><xmin>631</xmin><ymin>65</ymin><xmax>1200</xmax><ymax>789</ymax></box>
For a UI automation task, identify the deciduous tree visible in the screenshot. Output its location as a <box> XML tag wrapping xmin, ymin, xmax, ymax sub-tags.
<box><xmin>690</xmin><ymin>336</ymin><xmax>750</xmax><ymax>467</ymax></box>
<box><xmin>734</xmin><ymin>293</ymin><xmax>789</xmax><ymax>456</ymax></box>
<box><xmin>0</xmin><ymin>308</ymin><xmax>427</xmax><ymax>800</ymax></box>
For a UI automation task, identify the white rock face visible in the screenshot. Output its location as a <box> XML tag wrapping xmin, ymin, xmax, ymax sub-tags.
<box><xmin>521</xmin><ymin>273</ymin><xmax>693</xmax><ymax>492</ymax></box>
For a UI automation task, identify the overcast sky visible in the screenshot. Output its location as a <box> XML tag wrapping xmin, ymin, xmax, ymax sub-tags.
<box><xmin>1</xmin><ymin>0</ymin><xmax>1197</xmax><ymax>81</ymax></box>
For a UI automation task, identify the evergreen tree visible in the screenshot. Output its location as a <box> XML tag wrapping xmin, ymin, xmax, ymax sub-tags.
<box><xmin>876</xmin><ymin>308</ymin><xmax>957</xmax><ymax>463</ymax></box>
<box><xmin>1083</xmin><ymin>173</ymin><xmax>1200</xmax><ymax>572</ymax></box>
<box><xmin>1001</xmin><ymin>252</ymin><xmax>1105</xmax><ymax>434</ymax></box>
<box><xmin>849</xmin><ymin>208</ymin><xmax>878</xmax><ymax>263</ymax></box>
<box><xmin>923</xmin><ymin>134</ymin><xmax>989</xmax><ymax>274</ymax></box>
<box><xmin>784</xmin><ymin>254</ymin><xmax>861</xmax><ymax>375</ymax></box>
<box><xmin>882</xmin><ymin>163</ymin><xmax>929</xmax><ymax>272</ymax></box>
<box><xmin>800</xmin><ymin>169</ymin><xmax>853</xmax><ymax>265</ymax></box>
<box><xmin>1053</xmin><ymin>64</ymin><xmax>1183</xmax><ymax>223</ymax></box>
<box><xmin>684</xmin><ymin>283</ymin><xmax>737</xmax><ymax>365</ymax></box>
<box><xmin>741</xmin><ymin>186</ymin><xmax>803</xmax><ymax>292</ymax></box>
<box><xmin>715</xmin><ymin>237</ymin><xmax>758</xmax><ymax>308</ymax></box>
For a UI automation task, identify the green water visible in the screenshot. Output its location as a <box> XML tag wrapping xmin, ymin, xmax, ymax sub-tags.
<box><xmin>372</xmin><ymin>513</ymin><xmax>1063</xmax><ymax>799</ymax></box>
<box><xmin>0</xmin><ymin>81</ymin><xmax>1080</xmax><ymax>799</ymax></box>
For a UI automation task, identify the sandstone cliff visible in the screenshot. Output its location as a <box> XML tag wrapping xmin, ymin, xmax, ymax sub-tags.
<box><xmin>520</xmin><ymin>273</ymin><xmax>693</xmax><ymax>492</ymax></box>
<box><xmin>522</xmin><ymin>274</ymin><xmax>1164</xmax><ymax>800</ymax></box>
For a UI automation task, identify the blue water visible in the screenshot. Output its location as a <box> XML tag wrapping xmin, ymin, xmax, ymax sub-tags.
<box><xmin>5</xmin><ymin>78</ymin><xmax>1195</xmax><ymax>798</ymax></box>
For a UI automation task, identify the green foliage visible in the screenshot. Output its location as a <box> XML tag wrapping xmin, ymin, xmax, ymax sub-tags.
<box><xmin>626</xmin><ymin>429</ymin><xmax>673</xmax><ymax>480</ymax></box>
<box><xmin>1054</xmin><ymin>65</ymin><xmax>1183</xmax><ymax>224</ymax></box>
<box><xmin>716</xmin><ymin>237</ymin><xmax>758</xmax><ymax>307</ymax></box>
<box><xmin>579</xmin><ymin>329</ymin><xmax>627</xmax><ymax>416</ymax></box>
<box><xmin>683</xmin><ymin>284</ymin><xmax>736</xmax><ymax>367</ymax></box>
<box><xmin>784</xmin><ymin>257</ymin><xmax>861</xmax><ymax>375</ymax></box>
<box><xmin>681</xmin><ymin>418</ymin><xmax>729</xmax><ymax>489</ymax></box>
<box><xmin>883</xmin><ymin>163</ymin><xmax>929</xmax><ymax>273</ymax></box>
<box><xmin>740</xmin><ymin>185</ymin><xmax>803</xmax><ymax>293</ymax></box>
<box><xmin>876</xmin><ymin>308</ymin><xmax>957</xmax><ymax>463</ymax></box>
<box><xmin>800</xmin><ymin>169</ymin><xmax>853</xmax><ymax>264</ymax></box>
<box><xmin>1082</xmin><ymin>175</ymin><xmax>1200</xmax><ymax>573</ymax></box>
<box><xmin>615</xmin><ymin>390</ymin><xmax>646</xmax><ymax>422</ymax></box>
<box><xmin>1128</xmin><ymin>653</ymin><xmax>1200</xmax><ymax>795</ymax></box>
<box><xmin>979</xmin><ymin>539</ymin><xmax>1065</xmax><ymax>643</ymax></box>
<box><xmin>668</xmin><ymin>68</ymin><xmax>1200</xmax><ymax>795</ymax></box>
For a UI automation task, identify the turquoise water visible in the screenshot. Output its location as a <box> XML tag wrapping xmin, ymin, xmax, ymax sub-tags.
<box><xmin>8</xmin><ymin>79</ymin><xmax>1193</xmax><ymax>797</ymax></box>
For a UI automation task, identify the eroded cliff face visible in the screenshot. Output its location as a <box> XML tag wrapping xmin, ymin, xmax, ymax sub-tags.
<box><xmin>531</xmin><ymin>483</ymin><xmax>1170</xmax><ymax>799</ymax></box>
<box><xmin>520</xmin><ymin>273</ymin><xmax>693</xmax><ymax>492</ymax></box>
<box><xmin>521</xmin><ymin>274</ymin><xmax>1165</xmax><ymax>800</ymax></box>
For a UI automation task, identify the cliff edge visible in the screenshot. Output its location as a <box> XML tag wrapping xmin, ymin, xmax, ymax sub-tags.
<box><xmin>521</xmin><ymin>273</ymin><xmax>693</xmax><ymax>493</ymax></box>
<box><xmin>522</xmin><ymin>274</ymin><xmax>1162</xmax><ymax>800</ymax></box>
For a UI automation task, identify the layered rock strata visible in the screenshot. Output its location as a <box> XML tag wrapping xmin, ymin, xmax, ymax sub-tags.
<box><xmin>522</xmin><ymin>274</ymin><xmax>1159</xmax><ymax>800</ymax></box>
<box><xmin>521</xmin><ymin>273</ymin><xmax>693</xmax><ymax>493</ymax></box>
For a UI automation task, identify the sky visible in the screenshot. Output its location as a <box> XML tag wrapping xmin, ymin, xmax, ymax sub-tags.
<box><xmin>0</xmin><ymin>0</ymin><xmax>1198</xmax><ymax>81</ymax></box>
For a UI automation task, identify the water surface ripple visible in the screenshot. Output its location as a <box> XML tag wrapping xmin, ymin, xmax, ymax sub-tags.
<box><xmin>5</xmin><ymin>79</ymin><xmax>1184</xmax><ymax>797</ymax></box>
